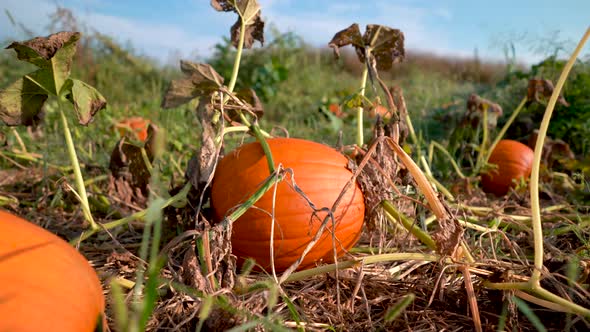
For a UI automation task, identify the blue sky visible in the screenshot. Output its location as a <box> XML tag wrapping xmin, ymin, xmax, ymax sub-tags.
<box><xmin>1</xmin><ymin>0</ymin><xmax>588</xmax><ymax>65</ymax></box>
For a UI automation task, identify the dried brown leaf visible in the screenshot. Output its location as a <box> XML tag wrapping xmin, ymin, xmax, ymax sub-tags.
<box><xmin>162</xmin><ymin>61</ymin><xmax>224</xmax><ymax>109</ymax></box>
<box><xmin>181</xmin><ymin>246</ymin><xmax>208</xmax><ymax>291</ymax></box>
<box><xmin>108</xmin><ymin>127</ymin><xmax>158</xmax><ymax>208</ymax></box>
<box><xmin>526</xmin><ymin>78</ymin><xmax>569</xmax><ymax>107</ymax></box>
<box><xmin>186</xmin><ymin>99</ymin><xmax>219</xmax><ymax>191</ymax></box>
<box><xmin>328</xmin><ymin>23</ymin><xmax>363</xmax><ymax>59</ymax></box>
<box><xmin>210</xmin><ymin>0</ymin><xmax>235</xmax><ymax>12</ymax></box>
<box><xmin>362</xmin><ymin>24</ymin><xmax>405</xmax><ymax>71</ymax></box>
<box><xmin>463</xmin><ymin>93</ymin><xmax>503</xmax><ymax>129</ymax></box>
<box><xmin>211</xmin><ymin>0</ymin><xmax>264</xmax><ymax>49</ymax></box>
<box><xmin>328</xmin><ymin>24</ymin><xmax>405</xmax><ymax>71</ymax></box>
<box><xmin>223</xmin><ymin>88</ymin><xmax>264</xmax><ymax>121</ymax></box>
<box><xmin>5</xmin><ymin>31</ymin><xmax>80</xmax><ymax>68</ymax></box>
<box><xmin>230</xmin><ymin>14</ymin><xmax>264</xmax><ymax>48</ymax></box>
<box><xmin>431</xmin><ymin>217</ymin><xmax>464</xmax><ymax>257</ymax></box>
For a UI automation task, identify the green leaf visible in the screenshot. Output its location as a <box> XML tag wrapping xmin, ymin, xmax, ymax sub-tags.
<box><xmin>384</xmin><ymin>293</ymin><xmax>415</xmax><ymax>322</ymax></box>
<box><xmin>64</xmin><ymin>79</ymin><xmax>107</xmax><ymax>125</ymax></box>
<box><xmin>161</xmin><ymin>61</ymin><xmax>225</xmax><ymax>108</ymax></box>
<box><xmin>6</xmin><ymin>32</ymin><xmax>81</xmax><ymax>94</ymax></box>
<box><xmin>0</xmin><ymin>76</ymin><xmax>48</xmax><ymax>126</ymax></box>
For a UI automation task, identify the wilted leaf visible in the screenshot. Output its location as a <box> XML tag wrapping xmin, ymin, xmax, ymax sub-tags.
<box><xmin>526</xmin><ymin>78</ymin><xmax>569</xmax><ymax>107</ymax></box>
<box><xmin>230</xmin><ymin>14</ymin><xmax>264</xmax><ymax>49</ymax></box>
<box><xmin>211</xmin><ymin>0</ymin><xmax>264</xmax><ymax>49</ymax></box>
<box><xmin>6</xmin><ymin>31</ymin><xmax>80</xmax><ymax>94</ymax></box>
<box><xmin>64</xmin><ymin>79</ymin><xmax>107</xmax><ymax>125</ymax></box>
<box><xmin>108</xmin><ymin>125</ymin><xmax>159</xmax><ymax>210</ymax></box>
<box><xmin>186</xmin><ymin>99</ymin><xmax>220</xmax><ymax>190</ymax></box>
<box><xmin>210</xmin><ymin>0</ymin><xmax>235</xmax><ymax>11</ymax></box>
<box><xmin>528</xmin><ymin>129</ymin><xmax>575</xmax><ymax>168</ymax></box>
<box><xmin>328</xmin><ymin>24</ymin><xmax>404</xmax><ymax>71</ymax></box>
<box><xmin>162</xmin><ymin>61</ymin><xmax>224</xmax><ymax>109</ymax></box>
<box><xmin>0</xmin><ymin>75</ymin><xmax>48</xmax><ymax>126</ymax></box>
<box><xmin>431</xmin><ymin>217</ymin><xmax>464</xmax><ymax>257</ymax></box>
<box><xmin>230</xmin><ymin>88</ymin><xmax>264</xmax><ymax>119</ymax></box>
<box><xmin>181</xmin><ymin>61</ymin><xmax>224</xmax><ymax>85</ymax></box>
<box><xmin>328</xmin><ymin>23</ymin><xmax>363</xmax><ymax>59</ymax></box>
<box><xmin>362</xmin><ymin>24</ymin><xmax>405</xmax><ymax>71</ymax></box>
<box><xmin>181</xmin><ymin>245</ymin><xmax>208</xmax><ymax>291</ymax></box>
<box><xmin>463</xmin><ymin>93</ymin><xmax>503</xmax><ymax>129</ymax></box>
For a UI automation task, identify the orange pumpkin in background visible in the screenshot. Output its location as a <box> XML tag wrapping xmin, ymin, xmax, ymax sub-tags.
<box><xmin>481</xmin><ymin>139</ymin><xmax>535</xmax><ymax>196</ymax></box>
<box><xmin>0</xmin><ymin>210</ymin><xmax>105</xmax><ymax>332</ymax></box>
<box><xmin>210</xmin><ymin>138</ymin><xmax>365</xmax><ymax>272</ymax></box>
<box><xmin>115</xmin><ymin>116</ymin><xmax>150</xmax><ymax>141</ymax></box>
<box><xmin>328</xmin><ymin>103</ymin><xmax>343</xmax><ymax>118</ymax></box>
<box><xmin>369</xmin><ymin>104</ymin><xmax>390</xmax><ymax>119</ymax></box>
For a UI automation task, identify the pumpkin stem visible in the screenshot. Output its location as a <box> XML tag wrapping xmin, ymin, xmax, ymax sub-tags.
<box><xmin>250</xmin><ymin>123</ymin><xmax>275</xmax><ymax>173</ymax></box>
<box><xmin>483</xmin><ymin>96</ymin><xmax>527</xmax><ymax>166</ymax></box>
<box><xmin>356</xmin><ymin>65</ymin><xmax>369</xmax><ymax>147</ymax></box>
<box><xmin>529</xmin><ymin>27</ymin><xmax>590</xmax><ymax>287</ymax></box>
<box><xmin>222</xmin><ymin>14</ymin><xmax>275</xmax><ymax>175</ymax></box>
<box><xmin>227</xmin><ymin>17</ymin><xmax>246</xmax><ymax>95</ymax></box>
<box><xmin>58</xmin><ymin>97</ymin><xmax>98</xmax><ymax>231</ymax></box>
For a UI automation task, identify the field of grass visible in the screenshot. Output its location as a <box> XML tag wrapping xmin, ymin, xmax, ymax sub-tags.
<box><xmin>1</xmin><ymin>5</ymin><xmax>590</xmax><ymax>332</ymax></box>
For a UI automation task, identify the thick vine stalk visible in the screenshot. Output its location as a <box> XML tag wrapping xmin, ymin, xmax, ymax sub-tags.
<box><xmin>529</xmin><ymin>27</ymin><xmax>590</xmax><ymax>287</ymax></box>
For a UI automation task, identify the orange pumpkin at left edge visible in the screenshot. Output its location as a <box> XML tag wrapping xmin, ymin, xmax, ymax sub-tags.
<box><xmin>210</xmin><ymin>138</ymin><xmax>365</xmax><ymax>272</ymax></box>
<box><xmin>0</xmin><ymin>210</ymin><xmax>106</xmax><ymax>332</ymax></box>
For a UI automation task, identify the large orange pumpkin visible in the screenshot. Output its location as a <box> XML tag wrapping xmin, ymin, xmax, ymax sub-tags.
<box><xmin>0</xmin><ymin>210</ymin><xmax>105</xmax><ymax>332</ymax></box>
<box><xmin>210</xmin><ymin>138</ymin><xmax>365</xmax><ymax>272</ymax></box>
<box><xmin>481</xmin><ymin>139</ymin><xmax>534</xmax><ymax>196</ymax></box>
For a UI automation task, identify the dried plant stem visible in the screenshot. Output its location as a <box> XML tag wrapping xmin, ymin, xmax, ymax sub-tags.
<box><xmin>484</xmin><ymin>281</ymin><xmax>590</xmax><ymax>317</ymax></box>
<box><xmin>484</xmin><ymin>96</ymin><xmax>527</xmax><ymax>164</ymax></box>
<box><xmin>227</xmin><ymin>20</ymin><xmax>246</xmax><ymax>94</ymax></box>
<box><xmin>480</xmin><ymin>27</ymin><xmax>590</xmax><ymax>319</ymax></box>
<box><xmin>10</xmin><ymin>127</ymin><xmax>27</xmax><ymax>153</ymax></box>
<box><xmin>385</xmin><ymin>137</ymin><xmax>448</xmax><ymax>220</ymax></box>
<box><xmin>529</xmin><ymin>27</ymin><xmax>589</xmax><ymax>287</ymax></box>
<box><xmin>460</xmin><ymin>266</ymin><xmax>482</xmax><ymax>332</ymax></box>
<box><xmin>283</xmin><ymin>253</ymin><xmax>440</xmax><ymax>283</ymax></box>
<box><xmin>382</xmin><ymin>201</ymin><xmax>436</xmax><ymax>250</ymax></box>
<box><xmin>224</xmin><ymin>18</ymin><xmax>275</xmax><ymax>174</ymax></box>
<box><xmin>429</xmin><ymin>141</ymin><xmax>466</xmax><ymax>179</ymax></box>
<box><xmin>58</xmin><ymin>99</ymin><xmax>97</xmax><ymax>230</ymax></box>
<box><xmin>356</xmin><ymin>66</ymin><xmax>369</xmax><ymax>147</ymax></box>
<box><xmin>70</xmin><ymin>182</ymin><xmax>192</xmax><ymax>244</ymax></box>
<box><xmin>474</xmin><ymin>107</ymin><xmax>488</xmax><ymax>173</ymax></box>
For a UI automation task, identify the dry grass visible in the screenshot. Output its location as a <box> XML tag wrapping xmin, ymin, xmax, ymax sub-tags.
<box><xmin>3</xmin><ymin>163</ymin><xmax>589</xmax><ymax>331</ymax></box>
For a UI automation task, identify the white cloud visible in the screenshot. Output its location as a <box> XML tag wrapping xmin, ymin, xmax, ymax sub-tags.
<box><xmin>1</xmin><ymin>0</ymin><xmax>223</xmax><ymax>64</ymax></box>
<box><xmin>1</xmin><ymin>0</ymin><xmax>55</xmax><ymax>39</ymax></box>
<box><xmin>78</xmin><ymin>11</ymin><xmax>218</xmax><ymax>62</ymax></box>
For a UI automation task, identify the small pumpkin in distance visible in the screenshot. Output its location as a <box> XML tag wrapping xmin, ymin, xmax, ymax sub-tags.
<box><xmin>0</xmin><ymin>210</ymin><xmax>105</xmax><ymax>332</ymax></box>
<box><xmin>328</xmin><ymin>103</ymin><xmax>344</xmax><ymax>118</ymax></box>
<box><xmin>369</xmin><ymin>104</ymin><xmax>390</xmax><ymax>119</ymax></box>
<box><xmin>210</xmin><ymin>138</ymin><xmax>365</xmax><ymax>272</ymax></box>
<box><xmin>481</xmin><ymin>139</ymin><xmax>534</xmax><ymax>196</ymax></box>
<box><xmin>115</xmin><ymin>116</ymin><xmax>150</xmax><ymax>141</ymax></box>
